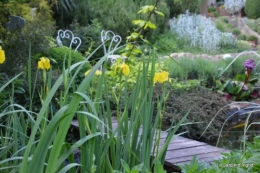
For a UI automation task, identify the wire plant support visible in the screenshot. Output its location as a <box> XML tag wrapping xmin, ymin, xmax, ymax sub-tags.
<box><xmin>101</xmin><ymin>30</ymin><xmax>123</xmax><ymax>64</ymax></box>
<box><xmin>56</xmin><ymin>29</ymin><xmax>82</xmax><ymax>52</ymax></box>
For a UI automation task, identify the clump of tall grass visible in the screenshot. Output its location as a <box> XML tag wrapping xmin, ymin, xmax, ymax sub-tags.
<box><xmin>0</xmin><ymin>44</ymin><xmax>187</xmax><ymax>172</ymax></box>
<box><xmin>163</xmin><ymin>54</ymin><xmax>260</xmax><ymax>87</ymax></box>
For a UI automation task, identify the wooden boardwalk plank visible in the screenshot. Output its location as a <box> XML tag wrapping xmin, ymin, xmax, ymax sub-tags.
<box><xmin>161</xmin><ymin>140</ymin><xmax>208</xmax><ymax>150</ymax></box>
<box><xmin>167</xmin><ymin>150</ymin><xmax>229</xmax><ymax>165</ymax></box>
<box><xmin>164</xmin><ymin>145</ymin><xmax>228</xmax><ymax>159</ymax></box>
<box><xmin>71</xmin><ymin>117</ymin><xmax>229</xmax><ymax>170</ymax></box>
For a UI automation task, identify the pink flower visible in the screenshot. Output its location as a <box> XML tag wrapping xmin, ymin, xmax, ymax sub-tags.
<box><xmin>243</xmin><ymin>59</ymin><xmax>255</xmax><ymax>70</ymax></box>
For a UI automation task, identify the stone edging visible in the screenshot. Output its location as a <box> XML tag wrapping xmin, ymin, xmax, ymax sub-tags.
<box><xmin>162</xmin><ymin>51</ymin><xmax>259</xmax><ymax>61</ymax></box>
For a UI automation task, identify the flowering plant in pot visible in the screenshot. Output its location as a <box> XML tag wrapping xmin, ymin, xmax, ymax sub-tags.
<box><xmin>216</xmin><ymin>58</ymin><xmax>260</xmax><ymax>101</ymax></box>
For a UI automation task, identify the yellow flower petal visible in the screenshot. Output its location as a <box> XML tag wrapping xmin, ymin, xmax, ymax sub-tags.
<box><xmin>0</xmin><ymin>49</ymin><xmax>6</xmax><ymax>64</ymax></box>
<box><xmin>119</xmin><ymin>63</ymin><xmax>130</xmax><ymax>76</ymax></box>
<box><xmin>153</xmin><ymin>71</ymin><xmax>169</xmax><ymax>84</ymax></box>
<box><xmin>122</xmin><ymin>65</ymin><xmax>130</xmax><ymax>76</ymax></box>
<box><xmin>38</xmin><ymin>61</ymin><xmax>44</xmax><ymax>69</ymax></box>
<box><xmin>157</xmin><ymin>73</ymin><xmax>166</xmax><ymax>83</ymax></box>
<box><xmin>38</xmin><ymin>57</ymin><xmax>51</xmax><ymax>70</ymax></box>
<box><xmin>96</xmin><ymin>70</ymin><xmax>102</xmax><ymax>75</ymax></box>
<box><xmin>84</xmin><ymin>69</ymin><xmax>91</xmax><ymax>76</ymax></box>
<box><xmin>161</xmin><ymin>71</ymin><xmax>169</xmax><ymax>79</ymax></box>
<box><xmin>45</xmin><ymin>58</ymin><xmax>51</xmax><ymax>70</ymax></box>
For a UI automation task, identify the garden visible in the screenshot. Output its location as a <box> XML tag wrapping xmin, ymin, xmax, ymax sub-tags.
<box><xmin>0</xmin><ymin>0</ymin><xmax>260</xmax><ymax>172</ymax></box>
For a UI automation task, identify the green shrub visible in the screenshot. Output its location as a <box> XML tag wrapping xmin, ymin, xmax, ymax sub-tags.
<box><xmin>244</xmin><ymin>18</ymin><xmax>260</xmax><ymax>35</ymax></box>
<box><xmin>69</xmin><ymin>19</ymin><xmax>103</xmax><ymax>57</ymax></box>
<box><xmin>219</xmin><ymin>16</ymin><xmax>229</xmax><ymax>23</ymax></box>
<box><xmin>226</xmin><ymin>23</ymin><xmax>233</xmax><ymax>29</ymax></box>
<box><xmin>247</xmin><ymin>35</ymin><xmax>258</xmax><ymax>43</ymax></box>
<box><xmin>0</xmin><ymin>20</ymin><xmax>56</xmax><ymax>76</ymax></box>
<box><xmin>43</xmin><ymin>46</ymin><xmax>90</xmax><ymax>71</ymax></box>
<box><xmin>0</xmin><ymin>1</ymin><xmax>11</xmax><ymax>41</ymax></box>
<box><xmin>164</xmin><ymin>55</ymin><xmax>260</xmax><ymax>86</ymax></box>
<box><xmin>54</xmin><ymin>0</ymin><xmax>170</xmax><ymax>40</ymax></box>
<box><xmin>153</xmin><ymin>30</ymin><xmax>178</xmax><ymax>53</ymax></box>
<box><xmin>245</xmin><ymin>0</ymin><xmax>260</xmax><ymax>19</ymax></box>
<box><xmin>164</xmin><ymin>57</ymin><xmax>219</xmax><ymax>86</ymax></box>
<box><xmin>216</xmin><ymin>21</ymin><xmax>225</xmax><ymax>32</ymax></box>
<box><xmin>232</xmin><ymin>28</ymin><xmax>241</xmax><ymax>35</ymax></box>
<box><xmin>236</xmin><ymin>40</ymin><xmax>252</xmax><ymax>52</ymax></box>
<box><xmin>237</xmin><ymin>34</ymin><xmax>247</xmax><ymax>40</ymax></box>
<box><xmin>213</xmin><ymin>11</ymin><xmax>220</xmax><ymax>17</ymax></box>
<box><xmin>208</xmin><ymin>7</ymin><xmax>216</xmax><ymax>13</ymax></box>
<box><xmin>166</xmin><ymin>0</ymin><xmax>203</xmax><ymax>16</ymax></box>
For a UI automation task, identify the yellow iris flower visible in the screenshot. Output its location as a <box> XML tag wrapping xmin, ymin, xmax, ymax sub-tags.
<box><xmin>38</xmin><ymin>57</ymin><xmax>51</xmax><ymax>70</ymax></box>
<box><xmin>119</xmin><ymin>63</ymin><xmax>130</xmax><ymax>76</ymax></box>
<box><xmin>0</xmin><ymin>46</ymin><xmax>6</xmax><ymax>64</ymax></box>
<box><xmin>84</xmin><ymin>69</ymin><xmax>102</xmax><ymax>76</ymax></box>
<box><xmin>153</xmin><ymin>71</ymin><xmax>169</xmax><ymax>84</ymax></box>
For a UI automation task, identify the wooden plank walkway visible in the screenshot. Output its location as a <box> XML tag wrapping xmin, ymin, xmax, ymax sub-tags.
<box><xmin>71</xmin><ymin>117</ymin><xmax>229</xmax><ymax>171</ymax></box>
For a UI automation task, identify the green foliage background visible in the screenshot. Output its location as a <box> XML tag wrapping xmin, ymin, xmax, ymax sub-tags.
<box><xmin>166</xmin><ymin>0</ymin><xmax>206</xmax><ymax>17</ymax></box>
<box><xmin>245</xmin><ymin>0</ymin><xmax>260</xmax><ymax>19</ymax></box>
<box><xmin>54</xmin><ymin>0</ymin><xmax>170</xmax><ymax>40</ymax></box>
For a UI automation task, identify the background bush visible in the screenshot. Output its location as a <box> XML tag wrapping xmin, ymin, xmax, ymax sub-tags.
<box><xmin>236</xmin><ymin>40</ymin><xmax>252</xmax><ymax>52</ymax></box>
<box><xmin>245</xmin><ymin>0</ymin><xmax>260</xmax><ymax>19</ymax></box>
<box><xmin>247</xmin><ymin>35</ymin><xmax>258</xmax><ymax>43</ymax></box>
<box><xmin>169</xmin><ymin>12</ymin><xmax>236</xmax><ymax>52</ymax></box>
<box><xmin>164</xmin><ymin>57</ymin><xmax>220</xmax><ymax>86</ymax></box>
<box><xmin>213</xmin><ymin>11</ymin><xmax>220</xmax><ymax>18</ymax></box>
<box><xmin>215</xmin><ymin>20</ymin><xmax>226</xmax><ymax>32</ymax></box>
<box><xmin>244</xmin><ymin>18</ymin><xmax>260</xmax><ymax>35</ymax></box>
<box><xmin>153</xmin><ymin>30</ymin><xmax>178</xmax><ymax>54</ymax></box>
<box><xmin>232</xmin><ymin>28</ymin><xmax>241</xmax><ymax>35</ymax></box>
<box><xmin>219</xmin><ymin>16</ymin><xmax>229</xmax><ymax>24</ymax></box>
<box><xmin>40</xmin><ymin>46</ymin><xmax>90</xmax><ymax>71</ymax></box>
<box><xmin>164</xmin><ymin>55</ymin><xmax>260</xmax><ymax>87</ymax></box>
<box><xmin>166</xmin><ymin>0</ymin><xmax>205</xmax><ymax>17</ymax></box>
<box><xmin>1</xmin><ymin>19</ymin><xmax>55</xmax><ymax>76</ymax></box>
<box><xmin>0</xmin><ymin>0</ymin><xmax>11</xmax><ymax>42</ymax></box>
<box><xmin>0</xmin><ymin>0</ymin><xmax>55</xmax><ymax>76</ymax></box>
<box><xmin>237</xmin><ymin>34</ymin><xmax>247</xmax><ymax>40</ymax></box>
<box><xmin>54</xmin><ymin>0</ymin><xmax>170</xmax><ymax>41</ymax></box>
<box><xmin>69</xmin><ymin>19</ymin><xmax>103</xmax><ymax>58</ymax></box>
<box><xmin>207</xmin><ymin>6</ymin><xmax>216</xmax><ymax>13</ymax></box>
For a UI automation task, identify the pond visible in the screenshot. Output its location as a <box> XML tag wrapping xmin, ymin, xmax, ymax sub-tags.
<box><xmin>207</xmin><ymin>103</ymin><xmax>260</xmax><ymax>150</ymax></box>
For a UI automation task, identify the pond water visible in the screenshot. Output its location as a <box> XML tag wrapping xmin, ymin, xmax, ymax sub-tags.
<box><xmin>208</xmin><ymin>120</ymin><xmax>260</xmax><ymax>150</ymax></box>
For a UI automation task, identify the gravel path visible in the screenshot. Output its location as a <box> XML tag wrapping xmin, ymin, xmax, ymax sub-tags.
<box><xmin>161</xmin><ymin>51</ymin><xmax>259</xmax><ymax>61</ymax></box>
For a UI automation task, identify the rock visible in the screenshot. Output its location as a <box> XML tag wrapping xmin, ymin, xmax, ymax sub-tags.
<box><xmin>223</xmin><ymin>54</ymin><xmax>232</xmax><ymax>59</ymax></box>
<box><xmin>177</xmin><ymin>52</ymin><xmax>186</xmax><ymax>58</ymax></box>
<box><xmin>170</xmin><ymin>53</ymin><xmax>178</xmax><ymax>58</ymax></box>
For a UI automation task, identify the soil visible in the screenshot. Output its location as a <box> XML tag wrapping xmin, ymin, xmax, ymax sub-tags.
<box><xmin>158</xmin><ymin>51</ymin><xmax>260</xmax><ymax>147</ymax></box>
<box><xmin>153</xmin><ymin>85</ymin><xmax>230</xmax><ymax>142</ymax></box>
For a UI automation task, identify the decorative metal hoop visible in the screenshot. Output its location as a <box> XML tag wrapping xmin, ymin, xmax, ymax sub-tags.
<box><xmin>56</xmin><ymin>29</ymin><xmax>82</xmax><ymax>51</ymax></box>
<box><xmin>101</xmin><ymin>30</ymin><xmax>122</xmax><ymax>55</ymax></box>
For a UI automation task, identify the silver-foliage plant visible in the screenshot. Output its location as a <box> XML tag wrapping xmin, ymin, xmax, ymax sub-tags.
<box><xmin>224</xmin><ymin>0</ymin><xmax>246</xmax><ymax>15</ymax></box>
<box><xmin>169</xmin><ymin>11</ymin><xmax>236</xmax><ymax>52</ymax></box>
